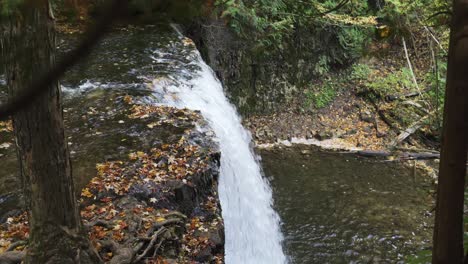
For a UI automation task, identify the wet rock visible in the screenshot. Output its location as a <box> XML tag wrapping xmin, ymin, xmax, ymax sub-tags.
<box><xmin>377</xmin><ymin>131</ymin><xmax>387</xmax><ymax>138</ymax></box>
<box><xmin>315</xmin><ymin>130</ymin><xmax>333</xmax><ymax>140</ymax></box>
<box><xmin>174</xmin><ymin>183</ymin><xmax>197</xmax><ymax>215</ymax></box>
<box><xmin>174</xmin><ymin>154</ymin><xmax>220</xmax><ymax>216</ymax></box>
<box><xmin>360</xmin><ymin>110</ymin><xmax>375</xmax><ymax>123</ymax></box>
<box><xmin>256</xmin><ymin>128</ymin><xmax>266</xmax><ymax>139</ymax></box>
<box><xmin>363</xmin><ymin>125</ymin><xmax>374</xmax><ymax>133</ymax></box>
<box><xmin>208</xmin><ymin>227</ymin><xmax>225</xmax><ymax>254</ymax></box>
<box><xmin>333</xmin><ymin>129</ymin><xmax>346</xmax><ymax>138</ymax></box>
<box><xmin>306</xmin><ymin>130</ymin><xmax>316</xmax><ymax>139</ymax></box>
<box><xmin>195</xmin><ymin>246</ymin><xmax>212</xmax><ymax>262</ymax></box>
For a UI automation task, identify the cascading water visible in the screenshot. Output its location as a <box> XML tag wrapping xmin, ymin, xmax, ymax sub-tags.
<box><xmin>152</xmin><ymin>31</ymin><xmax>287</xmax><ymax>263</ymax></box>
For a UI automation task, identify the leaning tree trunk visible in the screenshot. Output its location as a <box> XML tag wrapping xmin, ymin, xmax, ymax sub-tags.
<box><xmin>1</xmin><ymin>2</ymin><xmax>100</xmax><ymax>264</ymax></box>
<box><xmin>432</xmin><ymin>0</ymin><xmax>468</xmax><ymax>263</ymax></box>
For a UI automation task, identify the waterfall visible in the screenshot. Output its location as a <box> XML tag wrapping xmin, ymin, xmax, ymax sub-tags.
<box><xmin>154</xmin><ymin>32</ymin><xmax>287</xmax><ymax>264</ymax></box>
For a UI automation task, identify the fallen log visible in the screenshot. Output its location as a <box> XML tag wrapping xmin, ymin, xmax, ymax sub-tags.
<box><xmin>402</xmin><ymin>152</ymin><xmax>440</xmax><ymax>160</ymax></box>
<box><xmin>389</xmin><ymin>108</ymin><xmax>439</xmax><ymax>148</ymax></box>
<box><xmin>385</xmin><ymin>90</ymin><xmax>430</xmax><ymax>101</ymax></box>
<box><xmin>356</xmin><ymin>150</ymin><xmax>441</xmax><ymax>160</ymax></box>
<box><xmin>356</xmin><ymin>150</ymin><xmax>391</xmax><ymax>157</ymax></box>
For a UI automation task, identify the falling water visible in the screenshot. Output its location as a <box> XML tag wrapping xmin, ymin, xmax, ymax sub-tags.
<box><xmin>153</xmin><ymin>31</ymin><xmax>287</xmax><ymax>263</ymax></box>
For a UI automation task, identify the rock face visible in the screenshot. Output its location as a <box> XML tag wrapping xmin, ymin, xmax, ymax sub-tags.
<box><xmin>185</xmin><ymin>18</ymin><xmax>354</xmax><ymax>115</ymax></box>
<box><xmin>185</xmin><ymin>19</ymin><xmax>298</xmax><ymax>115</ymax></box>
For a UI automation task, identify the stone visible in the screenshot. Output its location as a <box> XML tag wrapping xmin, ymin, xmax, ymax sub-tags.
<box><xmin>255</xmin><ymin>129</ymin><xmax>265</xmax><ymax>139</ymax></box>
<box><xmin>363</xmin><ymin>125</ymin><xmax>374</xmax><ymax>133</ymax></box>
<box><xmin>376</xmin><ymin>131</ymin><xmax>387</xmax><ymax>138</ymax></box>
<box><xmin>360</xmin><ymin>110</ymin><xmax>375</xmax><ymax>123</ymax></box>
<box><xmin>209</xmin><ymin>228</ymin><xmax>225</xmax><ymax>253</ymax></box>
<box><xmin>174</xmin><ymin>183</ymin><xmax>197</xmax><ymax>215</ymax></box>
<box><xmin>315</xmin><ymin>130</ymin><xmax>333</xmax><ymax>140</ymax></box>
<box><xmin>195</xmin><ymin>246</ymin><xmax>213</xmax><ymax>262</ymax></box>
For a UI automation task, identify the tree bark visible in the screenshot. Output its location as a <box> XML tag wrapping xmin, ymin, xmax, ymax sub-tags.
<box><xmin>1</xmin><ymin>1</ymin><xmax>100</xmax><ymax>264</ymax></box>
<box><xmin>432</xmin><ymin>0</ymin><xmax>468</xmax><ymax>263</ymax></box>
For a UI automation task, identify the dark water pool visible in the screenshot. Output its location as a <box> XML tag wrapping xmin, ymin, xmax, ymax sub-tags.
<box><xmin>260</xmin><ymin>146</ymin><xmax>434</xmax><ymax>263</ymax></box>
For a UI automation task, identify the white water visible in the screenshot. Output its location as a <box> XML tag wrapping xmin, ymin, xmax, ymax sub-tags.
<box><xmin>154</xmin><ymin>35</ymin><xmax>287</xmax><ymax>263</ymax></box>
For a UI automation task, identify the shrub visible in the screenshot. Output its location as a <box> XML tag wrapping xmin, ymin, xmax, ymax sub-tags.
<box><xmin>350</xmin><ymin>63</ymin><xmax>372</xmax><ymax>81</ymax></box>
<box><xmin>305</xmin><ymin>81</ymin><xmax>336</xmax><ymax>109</ymax></box>
<box><xmin>337</xmin><ymin>26</ymin><xmax>372</xmax><ymax>60</ymax></box>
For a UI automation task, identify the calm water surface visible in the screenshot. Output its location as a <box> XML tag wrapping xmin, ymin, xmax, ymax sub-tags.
<box><xmin>260</xmin><ymin>146</ymin><xmax>434</xmax><ymax>263</ymax></box>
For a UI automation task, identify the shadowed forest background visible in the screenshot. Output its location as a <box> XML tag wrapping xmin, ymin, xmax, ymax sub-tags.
<box><xmin>0</xmin><ymin>0</ymin><xmax>466</xmax><ymax>263</ymax></box>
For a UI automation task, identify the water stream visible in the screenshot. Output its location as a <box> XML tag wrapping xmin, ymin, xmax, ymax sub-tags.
<box><xmin>261</xmin><ymin>146</ymin><xmax>434</xmax><ymax>263</ymax></box>
<box><xmin>152</xmin><ymin>30</ymin><xmax>287</xmax><ymax>264</ymax></box>
<box><xmin>1</xmin><ymin>28</ymin><xmax>288</xmax><ymax>263</ymax></box>
<box><xmin>0</xmin><ymin>25</ymin><xmax>435</xmax><ymax>263</ymax></box>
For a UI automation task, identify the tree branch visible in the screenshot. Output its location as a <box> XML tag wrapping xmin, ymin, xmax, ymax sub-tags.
<box><xmin>320</xmin><ymin>0</ymin><xmax>350</xmax><ymax>15</ymax></box>
<box><xmin>0</xmin><ymin>0</ymin><xmax>127</xmax><ymax>121</ymax></box>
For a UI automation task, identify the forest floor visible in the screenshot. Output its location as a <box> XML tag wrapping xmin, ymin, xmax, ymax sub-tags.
<box><xmin>245</xmin><ymin>88</ymin><xmax>391</xmax><ymax>150</ymax></box>
<box><xmin>0</xmin><ymin>90</ymin><xmax>224</xmax><ymax>264</ymax></box>
<box><xmin>246</xmin><ymin>33</ymin><xmax>445</xmax><ymax>155</ymax></box>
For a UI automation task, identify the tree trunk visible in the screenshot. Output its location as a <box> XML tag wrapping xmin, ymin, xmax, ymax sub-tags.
<box><xmin>1</xmin><ymin>2</ymin><xmax>100</xmax><ymax>264</ymax></box>
<box><xmin>432</xmin><ymin>0</ymin><xmax>468</xmax><ymax>263</ymax></box>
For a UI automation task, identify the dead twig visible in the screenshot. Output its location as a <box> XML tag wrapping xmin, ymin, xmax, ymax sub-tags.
<box><xmin>152</xmin><ymin>239</ymin><xmax>164</xmax><ymax>258</ymax></box>
<box><xmin>389</xmin><ymin>108</ymin><xmax>441</xmax><ymax>148</ymax></box>
<box><xmin>402</xmin><ymin>37</ymin><xmax>422</xmax><ymax>96</ymax></box>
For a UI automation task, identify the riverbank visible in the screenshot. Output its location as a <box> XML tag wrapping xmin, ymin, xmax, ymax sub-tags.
<box><xmin>0</xmin><ymin>89</ymin><xmax>224</xmax><ymax>263</ymax></box>
<box><xmin>185</xmin><ymin>12</ymin><xmax>445</xmax><ymax>156</ymax></box>
<box><xmin>0</xmin><ymin>23</ymin><xmax>226</xmax><ymax>263</ymax></box>
<box><xmin>243</xmin><ymin>62</ymin><xmax>443</xmax><ymax>155</ymax></box>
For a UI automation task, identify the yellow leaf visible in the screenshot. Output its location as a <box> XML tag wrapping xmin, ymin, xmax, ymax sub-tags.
<box><xmin>147</xmin><ymin>122</ymin><xmax>158</xmax><ymax>129</ymax></box>
<box><xmin>81</xmin><ymin>188</ymin><xmax>93</xmax><ymax>198</ymax></box>
<box><xmin>123</xmin><ymin>95</ymin><xmax>133</xmax><ymax>104</ymax></box>
<box><xmin>128</xmin><ymin>153</ymin><xmax>137</xmax><ymax>160</ymax></box>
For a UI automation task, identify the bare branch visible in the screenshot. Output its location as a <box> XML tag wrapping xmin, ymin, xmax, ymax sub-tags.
<box><xmin>320</xmin><ymin>0</ymin><xmax>350</xmax><ymax>15</ymax></box>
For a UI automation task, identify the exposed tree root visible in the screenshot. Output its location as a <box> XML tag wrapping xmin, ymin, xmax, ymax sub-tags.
<box><xmin>0</xmin><ymin>251</ymin><xmax>26</xmax><ymax>264</ymax></box>
<box><xmin>92</xmin><ymin>211</ymin><xmax>186</xmax><ymax>263</ymax></box>
<box><xmin>133</xmin><ymin>227</ymin><xmax>167</xmax><ymax>263</ymax></box>
<box><xmin>6</xmin><ymin>240</ymin><xmax>26</xmax><ymax>252</ymax></box>
<box><xmin>85</xmin><ymin>219</ymin><xmax>113</xmax><ymax>230</ymax></box>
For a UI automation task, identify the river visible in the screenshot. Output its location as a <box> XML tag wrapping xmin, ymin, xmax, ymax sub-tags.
<box><xmin>0</xmin><ymin>25</ymin><xmax>435</xmax><ymax>264</ymax></box>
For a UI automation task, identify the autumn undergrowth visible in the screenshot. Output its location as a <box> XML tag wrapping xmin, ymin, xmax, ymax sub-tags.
<box><xmin>304</xmin><ymin>81</ymin><xmax>337</xmax><ymax>109</ymax></box>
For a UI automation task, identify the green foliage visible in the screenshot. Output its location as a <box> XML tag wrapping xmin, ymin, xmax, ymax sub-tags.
<box><xmin>216</xmin><ymin>0</ymin><xmax>294</xmax><ymax>50</ymax></box>
<box><xmin>424</xmin><ymin>59</ymin><xmax>447</xmax><ymax>107</ymax></box>
<box><xmin>350</xmin><ymin>63</ymin><xmax>371</xmax><ymax>80</ymax></box>
<box><xmin>377</xmin><ymin>0</ymin><xmax>451</xmax><ymax>38</ymax></box>
<box><xmin>128</xmin><ymin>0</ymin><xmax>206</xmax><ymax>22</ymax></box>
<box><xmin>313</xmin><ymin>55</ymin><xmax>331</xmax><ymax>76</ymax></box>
<box><xmin>405</xmin><ymin>250</ymin><xmax>432</xmax><ymax>264</ymax></box>
<box><xmin>216</xmin><ymin>0</ymin><xmax>374</xmax><ymax>62</ymax></box>
<box><xmin>305</xmin><ymin>81</ymin><xmax>336</xmax><ymax>109</ymax></box>
<box><xmin>0</xmin><ymin>0</ymin><xmax>23</xmax><ymax>16</ymax></box>
<box><xmin>337</xmin><ymin>26</ymin><xmax>372</xmax><ymax>60</ymax></box>
<box><xmin>353</xmin><ymin>66</ymin><xmax>415</xmax><ymax>98</ymax></box>
<box><xmin>372</xmin><ymin>68</ymin><xmax>414</xmax><ymax>95</ymax></box>
<box><xmin>419</xmin><ymin>58</ymin><xmax>446</xmax><ymax>132</ymax></box>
